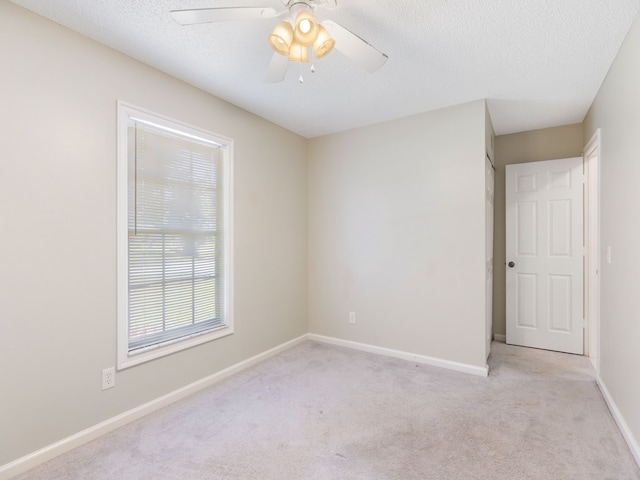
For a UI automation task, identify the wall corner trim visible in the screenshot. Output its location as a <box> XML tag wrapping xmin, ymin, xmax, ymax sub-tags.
<box><xmin>308</xmin><ymin>333</ymin><xmax>489</xmax><ymax>377</ymax></box>
<box><xmin>597</xmin><ymin>376</ymin><xmax>640</xmax><ymax>469</ymax></box>
<box><xmin>0</xmin><ymin>334</ymin><xmax>309</xmax><ymax>480</ymax></box>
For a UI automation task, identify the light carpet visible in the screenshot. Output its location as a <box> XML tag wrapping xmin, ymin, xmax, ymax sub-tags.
<box><xmin>14</xmin><ymin>341</ymin><xmax>640</xmax><ymax>479</ymax></box>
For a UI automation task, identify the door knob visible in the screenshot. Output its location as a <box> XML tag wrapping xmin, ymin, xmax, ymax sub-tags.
<box><xmin>508</xmin><ymin>261</ymin><xmax>515</xmax><ymax>268</ymax></box>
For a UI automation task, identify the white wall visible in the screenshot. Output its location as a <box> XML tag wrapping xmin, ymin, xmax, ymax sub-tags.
<box><xmin>308</xmin><ymin>100</ymin><xmax>488</xmax><ymax>368</ymax></box>
<box><xmin>583</xmin><ymin>13</ymin><xmax>640</xmax><ymax>459</ymax></box>
<box><xmin>0</xmin><ymin>2</ymin><xmax>308</xmax><ymax>466</ymax></box>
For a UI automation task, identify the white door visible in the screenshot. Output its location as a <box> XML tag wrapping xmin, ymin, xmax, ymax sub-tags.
<box><xmin>506</xmin><ymin>157</ymin><xmax>584</xmax><ymax>354</ymax></box>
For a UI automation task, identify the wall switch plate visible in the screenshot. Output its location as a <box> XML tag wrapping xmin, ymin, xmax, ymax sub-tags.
<box><xmin>102</xmin><ymin>367</ymin><xmax>115</xmax><ymax>390</ymax></box>
<box><xmin>349</xmin><ymin>312</ymin><xmax>356</xmax><ymax>324</ymax></box>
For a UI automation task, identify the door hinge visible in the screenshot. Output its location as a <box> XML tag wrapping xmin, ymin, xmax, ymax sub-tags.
<box><xmin>582</xmin><ymin>318</ymin><xmax>586</xmax><ymax>329</ymax></box>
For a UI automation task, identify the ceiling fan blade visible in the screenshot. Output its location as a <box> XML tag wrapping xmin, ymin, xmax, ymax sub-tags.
<box><xmin>321</xmin><ymin>20</ymin><xmax>388</xmax><ymax>73</ymax></box>
<box><xmin>265</xmin><ymin>53</ymin><xmax>289</xmax><ymax>83</ymax></box>
<box><xmin>171</xmin><ymin>7</ymin><xmax>279</xmax><ymax>25</ymax></box>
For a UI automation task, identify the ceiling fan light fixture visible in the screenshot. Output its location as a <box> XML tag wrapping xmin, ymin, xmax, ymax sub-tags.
<box><xmin>288</xmin><ymin>41</ymin><xmax>309</xmax><ymax>63</ymax></box>
<box><xmin>312</xmin><ymin>25</ymin><xmax>335</xmax><ymax>59</ymax></box>
<box><xmin>268</xmin><ymin>21</ymin><xmax>294</xmax><ymax>55</ymax></box>
<box><xmin>293</xmin><ymin>10</ymin><xmax>319</xmax><ymax>46</ymax></box>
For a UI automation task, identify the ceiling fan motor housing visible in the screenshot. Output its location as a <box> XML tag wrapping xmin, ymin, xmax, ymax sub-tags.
<box><xmin>282</xmin><ymin>0</ymin><xmax>337</xmax><ymax>8</ymax></box>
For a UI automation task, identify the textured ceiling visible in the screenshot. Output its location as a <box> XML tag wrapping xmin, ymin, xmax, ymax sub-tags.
<box><xmin>9</xmin><ymin>0</ymin><xmax>640</xmax><ymax>138</ymax></box>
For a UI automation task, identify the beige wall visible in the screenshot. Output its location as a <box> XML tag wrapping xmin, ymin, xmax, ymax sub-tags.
<box><xmin>308</xmin><ymin>100</ymin><xmax>489</xmax><ymax>368</ymax></box>
<box><xmin>584</xmin><ymin>13</ymin><xmax>640</xmax><ymax>458</ymax></box>
<box><xmin>0</xmin><ymin>2</ymin><xmax>308</xmax><ymax>466</ymax></box>
<box><xmin>492</xmin><ymin>124</ymin><xmax>584</xmax><ymax>337</ymax></box>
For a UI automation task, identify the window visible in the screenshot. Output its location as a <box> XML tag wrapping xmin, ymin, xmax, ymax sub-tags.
<box><xmin>117</xmin><ymin>102</ymin><xmax>233</xmax><ymax>369</ymax></box>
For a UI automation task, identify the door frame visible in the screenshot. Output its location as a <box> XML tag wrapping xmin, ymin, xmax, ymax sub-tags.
<box><xmin>485</xmin><ymin>155</ymin><xmax>495</xmax><ymax>360</ymax></box>
<box><xmin>584</xmin><ymin>129</ymin><xmax>601</xmax><ymax>372</ymax></box>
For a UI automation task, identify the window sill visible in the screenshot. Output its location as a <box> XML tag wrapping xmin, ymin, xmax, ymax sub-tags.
<box><xmin>117</xmin><ymin>325</ymin><xmax>233</xmax><ymax>370</ymax></box>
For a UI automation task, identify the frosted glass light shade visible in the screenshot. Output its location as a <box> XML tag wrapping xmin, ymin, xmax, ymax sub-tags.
<box><xmin>312</xmin><ymin>25</ymin><xmax>335</xmax><ymax>59</ymax></box>
<box><xmin>268</xmin><ymin>21</ymin><xmax>294</xmax><ymax>55</ymax></box>
<box><xmin>294</xmin><ymin>11</ymin><xmax>319</xmax><ymax>46</ymax></box>
<box><xmin>288</xmin><ymin>41</ymin><xmax>309</xmax><ymax>62</ymax></box>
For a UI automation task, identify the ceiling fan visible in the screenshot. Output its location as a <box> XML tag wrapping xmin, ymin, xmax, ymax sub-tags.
<box><xmin>170</xmin><ymin>0</ymin><xmax>388</xmax><ymax>83</ymax></box>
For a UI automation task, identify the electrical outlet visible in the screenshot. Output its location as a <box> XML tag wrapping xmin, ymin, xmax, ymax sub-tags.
<box><xmin>349</xmin><ymin>312</ymin><xmax>356</xmax><ymax>324</ymax></box>
<box><xmin>102</xmin><ymin>367</ymin><xmax>115</xmax><ymax>390</ymax></box>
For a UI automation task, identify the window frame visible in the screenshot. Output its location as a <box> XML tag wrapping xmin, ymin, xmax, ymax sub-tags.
<box><xmin>116</xmin><ymin>101</ymin><xmax>234</xmax><ymax>370</ymax></box>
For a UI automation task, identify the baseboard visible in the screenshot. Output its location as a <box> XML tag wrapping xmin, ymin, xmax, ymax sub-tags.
<box><xmin>308</xmin><ymin>333</ymin><xmax>488</xmax><ymax>377</ymax></box>
<box><xmin>493</xmin><ymin>333</ymin><xmax>506</xmax><ymax>342</ymax></box>
<box><xmin>597</xmin><ymin>376</ymin><xmax>640</xmax><ymax>469</ymax></box>
<box><xmin>0</xmin><ymin>334</ymin><xmax>308</xmax><ymax>480</ymax></box>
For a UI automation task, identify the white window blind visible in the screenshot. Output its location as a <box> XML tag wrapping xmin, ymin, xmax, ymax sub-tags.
<box><xmin>117</xmin><ymin>103</ymin><xmax>233</xmax><ymax>368</ymax></box>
